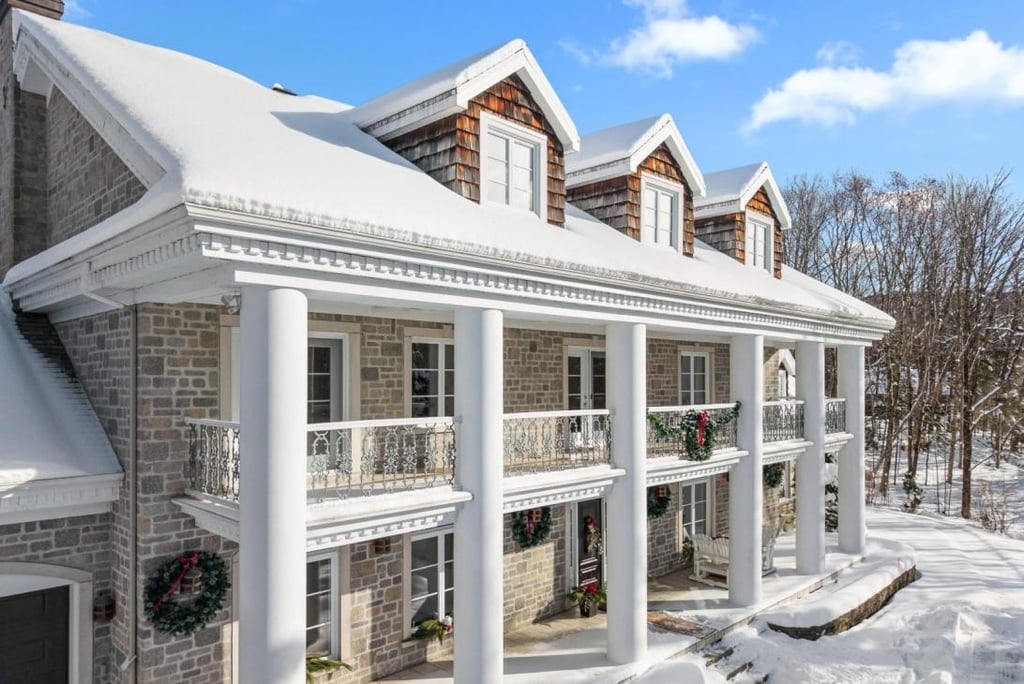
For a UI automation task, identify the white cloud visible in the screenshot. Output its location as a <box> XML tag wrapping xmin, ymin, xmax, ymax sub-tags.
<box><xmin>562</xmin><ymin>0</ymin><xmax>759</xmax><ymax>78</ymax></box>
<box><xmin>746</xmin><ymin>31</ymin><xmax>1024</xmax><ymax>131</ymax></box>
<box><xmin>815</xmin><ymin>40</ymin><xmax>860</xmax><ymax>66</ymax></box>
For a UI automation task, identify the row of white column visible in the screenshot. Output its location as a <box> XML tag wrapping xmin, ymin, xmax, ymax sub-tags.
<box><xmin>233</xmin><ymin>286</ymin><xmax>867</xmax><ymax>683</ymax></box>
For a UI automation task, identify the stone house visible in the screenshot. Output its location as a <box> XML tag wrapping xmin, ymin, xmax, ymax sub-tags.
<box><xmin>0</xmin><ymin>3</ymin><xmax>893</xmax><ymax>683</ymax></box>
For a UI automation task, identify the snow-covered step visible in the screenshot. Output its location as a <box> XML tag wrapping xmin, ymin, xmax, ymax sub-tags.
<box><xmin>761</xmin><ymin>539</ymin><xmax>916</xmax><ymax>640</ymax></box>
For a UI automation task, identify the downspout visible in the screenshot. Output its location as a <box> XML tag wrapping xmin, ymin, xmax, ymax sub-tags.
<box><xmin>118</xmin><ymin>305</ymin><xmax>138</xmax><ymax>681</ymax></box>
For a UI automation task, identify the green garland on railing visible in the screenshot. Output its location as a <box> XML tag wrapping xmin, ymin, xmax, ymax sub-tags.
<box><xmin>647</xmin><ymin>402</ymin><xmax>741</xmax><ymax>462</ymax></box>
<box><xmin>511</xmin><ymin>507</ymin><xmax>553</xmax><ymax>548</ymax></box>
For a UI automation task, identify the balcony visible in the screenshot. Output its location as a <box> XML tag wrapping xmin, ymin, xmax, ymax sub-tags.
<box><xmin>646</xmin><ymin>403</ymin><xmax>739</xmax><ymax>458</ymax></box>
<box><xmin>825</xmin><ymin>398</ymin><xmax>847</xmax><ymax>435</ymax></box>
<box><xmin>502</xmin><ymin>409</ymin><xmax>612</xmax><ymax>476</ymax></box>
<box><xmin>762</xmin><ymin>401</ymin><xmax>805</xmax><ymax>442</ymax></box>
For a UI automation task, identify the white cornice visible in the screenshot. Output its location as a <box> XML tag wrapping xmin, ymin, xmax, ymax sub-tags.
<box><xmin>646</xmin><ymin>449</ymin><xmax>746</xmax><ymax>485</ymax></box>
<box><xmin>12</xmin><ymin>21</ymin><xmax>165</xmax><ymax>187</ymax></box>
<box><xmin>0</xmin><ymin>473</ymin><xmax>121</xmax><ymax>525</ymax></box>
<box><xmin>762</xmin><ymin>440</ymin><xmax>812</xmax><ymax>465</ymax></box>
<box><xmin>502</xmin><ymin>466</ymin><xmax>624</xmax><ymax>513</ymax></box>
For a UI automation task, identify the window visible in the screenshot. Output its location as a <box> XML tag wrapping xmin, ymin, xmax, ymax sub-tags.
<box><xmin>681</xmin><ymin>481</ymin><xmax>709</xmax><ymax>539</ymax></box>
<box><xmin>481</xmin><ymin>113</ymin><xmax>545</xmax><ymax>217</ymax></box>
<box><xmin>642</xmin><ymin>180</ymin><xmax>680</xmax><ymax>249</ymax></box>
<box><xmin>410</xmin><ymin>531</ymin><xmax>454</xmax><ymax>627</ymax></box>
<box><xmin>306</xmin><ymin>553</ymin><xmax>337</xmax><ymax>657</ymax></box>
<box><xmin>411</xmin><ymin>341</ymin><xmax>454</xmax><ymax>418</ymax></box>
<box><xmin>679</xmin><ymin>352</ymin><xmax>709</xmax><ymax>405</ymax></box>
<box><xmin>746</xmin><ymin>215</ymin><xmax>772</xmax><ymax>272</ymax></box>
<box><xmin>307</xmin><ymin>339</ymin><xmax>344</xmax><ymax>424</ymax></box>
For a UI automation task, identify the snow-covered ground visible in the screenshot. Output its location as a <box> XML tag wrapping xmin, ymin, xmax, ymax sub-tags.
<box><xmin>639</xmin><ymin>508</ymin><xmax>1024</xmax><ymax>683</ymax></box>
<box><xmin>867</xmin><ymin>437</ymin><xmax>1024</xmax><ymax>541</ymax></box>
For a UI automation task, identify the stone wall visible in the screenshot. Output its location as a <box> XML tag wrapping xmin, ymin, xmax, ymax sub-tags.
<box><xmin>502</xmin><ymin>507</ymin><xmax>569</xmax><ymax>629</ymax></box>
<box><xmin>46</xmin><ymin>88</ymin><xmax>146</xmax><ymax>247</ymax></box>
<box><xmin>504</xmin><ymin>328</ymin><xmax>565</xmax><ymax>412</ymax></box>
<box><xmin>0</xmin><ymin>514</ymin><xmax>114</xmax><ymax>682</ymax></box>
<box><xmin>58</xmin><ymin>304</ymin><xmax>234</xmax><ymax>684</ymax></box>
<box><xmin>647</xmin><ymin>484</ymin><xmax>686</xmax><ymax>577</ymax></box>
<box><xmin>647</xmin><ymin>338</ymin><xmax>730</xmax><ymax>406</ymax></box>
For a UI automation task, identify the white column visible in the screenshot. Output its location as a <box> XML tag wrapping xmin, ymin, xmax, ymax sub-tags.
<box><xmin>729</xmin><ymin>335</ymin><xmax>764</xmax><ymax>606</ymax></box>
<box><xmin>795</xmin><ymin>340</ymin><xmax>826</xmax><ymax>574</ymax></box>
<box><xmin>837</xmin><ymin>345</ymin><xmax>866</xmax><ymax>554</ymax></box>
<box><xmin>605</xmin><ymin>322</ymin><xmax>647</xmax><ymax>664</ymax></box>
<box><xmin>238</xmin><ymin>286</ymin><xmax>308</xmax><ymax>684</ymax></box>
<box><xmin>453</xmin><ymin>308</ymin><xmax>504</xmax><ymax>684</ymax></box>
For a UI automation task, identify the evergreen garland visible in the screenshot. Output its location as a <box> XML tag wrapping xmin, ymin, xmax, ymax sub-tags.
<box><xmin>647</xmin><ymin>402</ymin><xmax>741</xmax><ymax>461</ymax></box>
<box><xmin>511</xmin><ymin>507</ymin><xmax>553</xmax><ymax>548</ymax></box>
<box><xmin>763</xmin><ymin>463</ymin><xmax>786</xmax><ymax>489</ymax></box>
<box><xmin>144</xmin><ymin>550</ymin><xmax>230</xmax><ymax>636</ymax></box>
<box><xmin>647</xmin><ymin>485</ymin><xmax>672</xmax><ymax>518</ymax></box>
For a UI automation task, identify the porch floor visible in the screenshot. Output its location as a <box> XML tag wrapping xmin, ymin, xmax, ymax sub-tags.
<box><xmin>378</xmin><ymin>531</ymin><xmax>863</xmax><ymax>683</ymax></box>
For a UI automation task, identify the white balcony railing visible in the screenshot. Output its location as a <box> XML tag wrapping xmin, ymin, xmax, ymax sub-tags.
<box><xmin>825</xmin><ymin>398</ymin><xmax>847</xmax><ymax>434</ymax></box>
<box><xmin>186</xmin><ymin>418</ymin><xmax>240</xmax><ymax>499</ymax></box>
<box><xmin>502</xmin><ymin>409</ymin><xmax>612</xmax><ymax>476</ymax></box>
<box><xmin>762</xmin><ymin>400</ymin><xmax>805</xmax><ymax>442</ymax></box>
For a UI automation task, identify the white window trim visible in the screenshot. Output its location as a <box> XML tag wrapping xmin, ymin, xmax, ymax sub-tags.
<box><xmin>306</xmin><ymin>549</ymin><xmax>341</xmax><ymax>659</ymax></box>
<box><xmin>744</xmin><ymin>210</ymin><xmax>774</xmax><ymax>272</ymax></box>
<box><xmin>407</xmin><ymin>337</ymin><xmax>455</xmax><ymax>418</ymax></box>
<box><xmin>479</xmin><ymin>111</ymin><xmax>548</xmax><ymax>220</ymax></box>
<box><xmin>678</xmin><ymin>349</ymin><xmax>713</xmax><ymax>406</ymax></box>
<box><xmin>640</xmin><ymin>173</ymin><xmax>685</xmax><ymax>252</ymax></box>
<box><xmin>679</xmin><ymin>479</ymin><xmax>711</xmax><ymax>542</ymax></box>
<box><xmin>405</xmin><ymin>527</ymin><xmax>455</xmax><ymax>637</ymax></box>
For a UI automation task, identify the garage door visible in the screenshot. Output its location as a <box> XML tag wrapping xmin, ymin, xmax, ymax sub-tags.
<box><xmin>0</xmin><ymin>585</ymin><xmax>69</xmax><ymax>684</ymax></box>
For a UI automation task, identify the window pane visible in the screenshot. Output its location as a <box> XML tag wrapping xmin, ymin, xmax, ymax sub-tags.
<box><xmin>309</xmin><ymin>347</ymin><xmax>331</xmax><ymax>374</ymax></box>
<box><xmin>444</xmin><ymin>345</ymin><xmax>455</xmax><ymax>370</ymax></box>
<box><xmin>412</xmin><ymin>369</ymin><xmax>438</xmax><ymax>397</ymax></box>
<box><xmin>306</xmin><ymin>624</ymin><xmax>330</xmax><ymax>654</ymax></box>
<box><xmin>412</xmin><ymin>343</ymin><xmax>438</xmax><ymax>370</ymax></box>
<box><xmin>692</xmin><ymin>390</ymin><xmax>706</xmax><ymax>405</ymax></box>
<box><xmin>443</xmin><ymin>396</ymin><xmax>455</xmax><ymax>417</ymax></box>
<box><xmin>411</xmin><ymin>594</ymin><xmax>438</xmax><ymax>625</ymax></box>
<box><xmin>412</xmin><ymin>538</ymin><xmax>438</xmax><ymax>568</ymax></box>
<box><xmin>680</xmin><ymin>355</ymin><xmax>691</xmax><ymax>375</ymax></box>
<box><xmin>488</xmin><ymin>179</ymin><xmax>508</xmax><ymax>204</ymax></box>
<box><xmin>310</xmin><ymin>375</ymin><xmax>331</xmax><ymax>401</ymax></box>
<box><xmin>695</xmin><ymin>482</ymin><xmax>707</xmax><ymax>504</ymax></box>
<box><xmin>693</xmin><ymin>356</ymin><xmax>705</xmax><ymax>374</ymax></box>
<box><xmin>411</xmin><ymin>567</ymin><xmax>439</xmax><ymax>599</ymax></box>
<box><xmin>444</xmin><ymin>533</ymin><xmax>454</xmax><ymax>560</ymax></box>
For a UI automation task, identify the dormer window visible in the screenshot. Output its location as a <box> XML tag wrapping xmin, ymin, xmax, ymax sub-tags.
<box><xmin>746</xmin><ymin>213</ymin><xmax>773</xmax><ymax>272</ymax></box>
<box><xmin>641</xmin><ymin>176</ymin><xmax>682</xmax><ymax>250</ymax></box>
<box><xmin>480</xmin><ymin>112</ymin><xmax>547</xmax><ymax>218</ymax></box>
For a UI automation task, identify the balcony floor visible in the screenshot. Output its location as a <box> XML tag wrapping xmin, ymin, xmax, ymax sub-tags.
<box><xmin>378</xmin><ymin>531</ymin><xmax>863</xmax><ymax>683</ymax></box>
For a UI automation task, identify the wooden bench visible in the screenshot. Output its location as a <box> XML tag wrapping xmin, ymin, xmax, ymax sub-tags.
<box><xmin>691</xmin><ymin>523</ymin><xmax>782</xmax><ymax>587</ymax></box>
<box><xmin>691</xmin><ymin>534</ymin><xmax>730</xmax><ymax>587</ymax></box>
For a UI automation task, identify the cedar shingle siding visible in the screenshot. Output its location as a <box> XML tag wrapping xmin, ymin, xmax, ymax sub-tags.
<box><xmin>566</xmin><ymin>143</ymin><xmax>695</xmax><ymax>256</ymax></box>
<box><xmin>695</xmin><ymin>184</ymin><xmax>785</xmax><ymax>278</ymax></box>
<box><xmin>385</xmin><ymin>74</ymin><xmax>567</xmax><ymax>227</ymax></box>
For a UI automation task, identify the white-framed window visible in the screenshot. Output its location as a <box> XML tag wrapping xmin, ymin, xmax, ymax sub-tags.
<box><xmin>409</xmin><ymin>529</ymin><xmax>455</xmax><ymax>627</ymax></box>
<box><xmin>777</xmin><ymin>368</ymin><xmax>789</xmax><ymax>400</ymax></box>
<box><xmin>679</xmin><ymin>351</ymin><xmax>710</xmax><ymax>405</ymax></box>
<box><xmin>480</xmin><ymin>112</ymin><xmax>547</xmax><ymax>218</ymax></box>
<box><xmin>745</xmin><ymin>213</ymin><xmax>773</xmax><ymax>272</ymax></box>
<box><xmin>306</xmin><ymin>551</ymin><xmax>338</xmax><ymax>658</ymax></box>
<box><xmin>410</xmin><ymin>340</ymin><xmax>454</xmax><ymax>418</ymax></box>
<box><xmin>680</xmin><ymin>480</ymin><xmax>709</xmax><ymax>539</ymax></box>
<box><xmin>641</xmin><ymin>176</ymin><xmax>681</xmax><ymax>249</ymax></box>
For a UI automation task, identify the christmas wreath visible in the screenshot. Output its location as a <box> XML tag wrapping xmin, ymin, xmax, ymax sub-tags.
<box><xmin>511</xmin><ymin>507</ymin><xmax>552</xmax><ymax>548</ymax></box>
<box><xmin>764</xmin><ymin>463</ymin><xmax>786</xmax><ymax>489</ymax></box>
<box><xmin>647</xmin><ymin>485</ymin><xmax>672</xmax><ymax>518</ymax></box>
<box><xmin>144</xmin><ymin>550</ymin><xmax>230</xmax><ymax>636</ymax></box>
<box><xmin>647</xmin><ymin>402</ymin><xmax>741</xmax><ymax>461</ymax></box>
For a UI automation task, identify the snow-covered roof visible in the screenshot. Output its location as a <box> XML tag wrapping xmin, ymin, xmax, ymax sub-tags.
<box><xmin>4</xmin><ymin>12</ymin><xmax>891</xmax><ymax>333</ymax></box>
<box><xmin>697</xmin><ymin>162</ymin><xmax>792</xmax><ymax>230</ymax></box>
<box><xmin>352</xmin><ymin>38</ymin><xmax>580</xmax><ymax>151</ymax></box>
<box><xmin>0</xmin><ymin>294</ymin><xmax>121</xmax><ymax>486</ymax></box>
<box><xmin>566</xmin><ymin>114</ymin><xmax>705</xmax><ymax>197</ymax></box>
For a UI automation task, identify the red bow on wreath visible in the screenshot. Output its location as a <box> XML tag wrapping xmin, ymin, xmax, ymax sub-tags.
<box><xmin>153</xmin><ymin>551</ymin><xmax>199</xmax><ymax>612</ymax></box>
<box><xmin>696</xmin><ymin>411</ymin><xmax>710</xmax><ymax>446</ymax></box>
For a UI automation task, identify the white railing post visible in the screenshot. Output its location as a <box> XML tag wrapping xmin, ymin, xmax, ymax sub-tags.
<box><xmin>238</xmin><ymin>286</ymin><xmax>307</xmax><ymax>684</ymax></box>
<box><xmin>838</xmin><ymin>345</ymin><xmax>866</xmax><ymax>553</ymax></box>
<box><xmin>605</xmin><ymin>322</ymin><xmax>647</xmax><ymax>664</ymax></box>
<box><xmin>728</xmin><ymin>334</ymin><xmax>763</xmax><ymax>606</ymax></box>
<box><xmin>795</xmin><ymin>340</ymin><xmax>826</xmax><ymax>574</ymax></box>
<box><xmin>453</xmin><ymin>308</ymin><xmax>504</xmax><ymax>683</ymax></box>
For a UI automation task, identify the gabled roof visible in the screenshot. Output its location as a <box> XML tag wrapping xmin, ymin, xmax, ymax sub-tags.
<box><xmin>565</xmin><ymin>114</ymin><xmax>705</xmax><ymax>196</ymax></box>
<box><xmin>696</xmin><ymin>161</ymin><xmax>792</xmax><ymax>230</ymax></box>
<box><xmin>352</xmin><ymin>39</ymin><xmax>580</xmax><ymax>151</ymax></box>
<box><xmin>3</xmin><ymin>12</ymin><xmax>892</xmax><ymax>334</ymax></box>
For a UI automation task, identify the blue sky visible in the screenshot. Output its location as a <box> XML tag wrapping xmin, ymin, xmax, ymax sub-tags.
<box><xmin>65</xmin><ymin>1</ymin><xmax>1024</xmax><ymax>193</ymax></box>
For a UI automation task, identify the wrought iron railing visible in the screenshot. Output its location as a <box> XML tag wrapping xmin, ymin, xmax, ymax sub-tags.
<box><xmin>502</xmin><ymin>409</ymin><xmax>612</xmax><ymax>476</ymax></box>
<box><xmin>762</xmin><ymin>400</ymin><xmax>805</xmax><ymax>442</ymax></box>
<box><xmin>187</xmin><ymin>418</ymin><xmax>240</xmax><ymax>500</ymax></box>
<box><xmin>646</xmin><ymin>403</ymin><xmax>739</xmax><ymax>458</ymax></box>
<box><xmin>307</xmin><ymin>417</ymin><xmax>456</xmax><ymax>500</ymax></box>
<box><xmin>825</xmin><ymin>398</ymin><xmax>847</xmax><ymax>434</ymax></box>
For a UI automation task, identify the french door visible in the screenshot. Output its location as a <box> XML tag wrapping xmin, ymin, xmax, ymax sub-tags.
<box><xmin>567</xmin><ymin>348</ymin><xmax>606</xmax><ymax>446</ymax></box>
